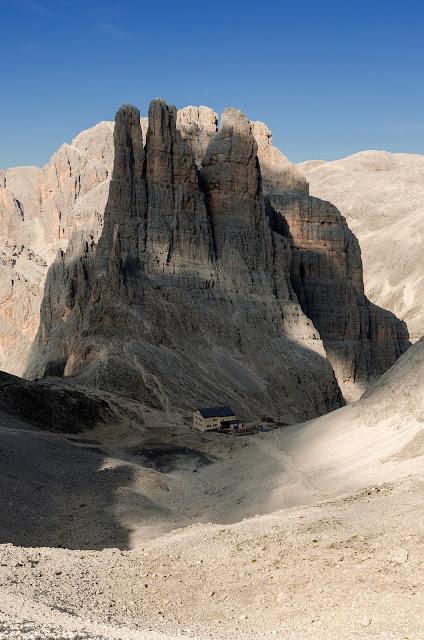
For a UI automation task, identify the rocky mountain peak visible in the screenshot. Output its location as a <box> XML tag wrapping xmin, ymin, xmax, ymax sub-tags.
<box><xmin>0</xmin><ymin>99</ymin><xmax>410</xmax><ymax>413</ymax></box>
<box><xmin>112</xmin><ymin>104</ymin><xmax>145</xmax><ymax>182</ymax></box>
<box><xmin>24</xmin><ymin>100</ymin><xmax>346</xmax><ymax>422</ymax></box>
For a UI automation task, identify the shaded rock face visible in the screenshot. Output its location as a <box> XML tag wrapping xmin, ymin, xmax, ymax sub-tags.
<box><xmin>257</xmin><ymin>146</ymin><xmax>410</xmax><ymax>400</ymax></box>
<box><xmin>0</xmin><ymin>370</ymin><xmax>115</xmax><ymax>433</ymax></box>
<box><xmin>26</xmin><ymin>102</ymin><xmax>344</xmax><ymax>422</ymax></box>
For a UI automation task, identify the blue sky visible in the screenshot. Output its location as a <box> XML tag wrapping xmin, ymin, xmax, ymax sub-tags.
<box><xmin>1</xmin><ymin>0</ymin><xmax>423</xmax><ymax>167</ymax></box>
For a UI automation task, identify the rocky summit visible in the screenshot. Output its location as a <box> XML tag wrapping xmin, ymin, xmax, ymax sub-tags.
<box><xmin>0</xmin><ymin>98</ymin><xmax>400</xmax><ymax>421</ymax></box>
<box><xmin>24</xmin><ymin>102</ymin><xmax>339</xmax><ymax>422</ymax></box>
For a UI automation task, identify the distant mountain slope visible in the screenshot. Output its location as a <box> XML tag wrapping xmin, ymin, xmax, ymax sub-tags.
<box><xmin>299</xmin><ymin>150</ymin><xmax>424</xmax><ymax>341</ymax></box>
<box><xmin>0</xmin><ymin>121</ymin><xmax>114</xmax><ymax>374</ymax></box>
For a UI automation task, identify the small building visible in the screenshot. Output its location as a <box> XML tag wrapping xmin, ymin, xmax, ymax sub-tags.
<box><xmin>193</xmin><ymin>406</ymin><xmax>236</xmax><ymax>432</ymax></box>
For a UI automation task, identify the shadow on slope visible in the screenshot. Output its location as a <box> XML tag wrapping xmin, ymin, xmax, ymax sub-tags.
<box><xmin>0</xmin><ymin>372</ymin><xmax>171</xmax><ymax>550</ymax></box>
<box><xmin>3</xmin><ymin>334</ymin><xmax>423</xmax><ymax>550</ymax></box>
<box><xmin>0</xmin><ymin>371</ymin><xmax>114</xmax><ymax>433</ymax></box>
<box><xmin>142</xmin><ymin>338</ymin><xmax>424</xmax><ymax>535</ymax></box>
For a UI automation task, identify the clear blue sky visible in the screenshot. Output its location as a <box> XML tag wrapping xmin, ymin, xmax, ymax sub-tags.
<box><xmin>1</xmin><ymin>0</ymin><xmax>423</xmax><ymax>167</ymax></box>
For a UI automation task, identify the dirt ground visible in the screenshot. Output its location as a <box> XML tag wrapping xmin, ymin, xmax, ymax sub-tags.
<box><xmin>1</xmin><ymin>472</ymin><xmax>424</xmax><ymax>639</ymax></box>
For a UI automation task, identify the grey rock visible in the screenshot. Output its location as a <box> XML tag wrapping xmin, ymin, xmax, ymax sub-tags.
<box><xmin>252</xmin><ymin>120</ymin><xmax>308</xmax><ymax>195</ymax></box>
<box><xmin>252</xmin><ymin>119</ymin><xmax>410</xmax><ymax>400</ymax></box>
<box><xmin>0</xmin><ymin>370</ymin><xmax>115</xmax><ymax>433</ymax></box>
<box><xmin>26</xmin><ymin>102</ymin><xmax>343</xmax><ymax>422</ymax></box>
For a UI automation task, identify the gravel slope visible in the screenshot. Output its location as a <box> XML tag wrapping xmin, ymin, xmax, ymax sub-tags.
<box><xmin>1</xmin><ymin>472</ymin><xmax>424</xmax><ymax>640</ymax></box>
<box><xmin>1</xmin><ymin>340</ymin><xmax>424</xmax><ymax>638</ymax></box>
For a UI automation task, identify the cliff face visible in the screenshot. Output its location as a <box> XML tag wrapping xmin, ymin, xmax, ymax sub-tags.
<box><xmin>268</xmin><ymin>193</ymin><xmax>410</xmax><ymax>400</ymax></box>
<box><xmin>26</xmin><ymin>102</ymin><xmax>343</xmax><ymax>422</ymax></box>
<box><xmin>252</xmin><ymin>127</ymin><xmax>410</xmax><ymax>400</ymax></box>
<box><xmin>300</xmin><ymin>151</ymin><xmax>424</xmax><ymax>342</ymax></box>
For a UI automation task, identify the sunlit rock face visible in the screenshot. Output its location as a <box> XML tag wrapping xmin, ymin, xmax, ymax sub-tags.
<box><xmin>0</xmin><ymin>123</ymin><xmax>114</xmax><ymax>375</ymax></box>
<box><xmin>300</xmin><ymin>151</ymin><xmax>424</xmax><ymax>342</ymax></box>
<box><xmin>251</xmin><ymin>120</ymin><xmax>308</xmax><ymax>195</ymax></box>
<box><xmin>176</xmin><ymin>105</ymin><xmax>218</xmax><ymax>167</ymax></box>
